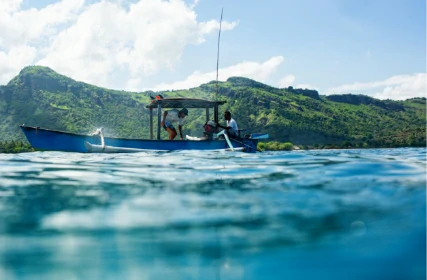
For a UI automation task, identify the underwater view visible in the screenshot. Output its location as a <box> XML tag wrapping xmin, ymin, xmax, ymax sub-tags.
<box><xmin>0</xmin><ymin>148</ymin><xmax>425</xmax><ymax>279</ymax></box>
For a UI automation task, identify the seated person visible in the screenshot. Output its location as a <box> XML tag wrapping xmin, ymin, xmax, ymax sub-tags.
<box><xmin>161</xmin><ymin>108</ymin><xmax>188</xmax><ymax>140</ymax></box>
<box><xmin>216</xmin><ymin>111</ymin><xmax>238</xmax><ymax>138</ymax></box>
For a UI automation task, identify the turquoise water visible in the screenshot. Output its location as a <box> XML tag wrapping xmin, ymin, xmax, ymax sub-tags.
<box><xmin>0</xmin><ymin>148</ymin><xmax>425</xmax><ymax>280</ymax></box>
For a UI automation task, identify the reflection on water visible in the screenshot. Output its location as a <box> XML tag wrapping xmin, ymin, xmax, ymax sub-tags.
<box><xmin>0</xmin><ymin>148</ymin><xmax>425</xmax><ymax>279</ymax></box>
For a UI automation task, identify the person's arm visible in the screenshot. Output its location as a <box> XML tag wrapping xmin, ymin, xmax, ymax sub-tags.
<box><xmin>178</xmin><ymin>125</ymin><xmax>183</xmax><ymax>140</ymax></box>
<box><xmin>216</xmin><ymin>122</ymin><xmax>230</xmax><ymax>130</ymax></box>
<box><xmin>161</xmin><ymin>111</ymin><xmax>168</xmax><ymax>126</ymax></box>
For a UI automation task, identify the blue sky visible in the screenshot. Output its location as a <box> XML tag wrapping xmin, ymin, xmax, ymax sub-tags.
<box><xmin>0</xmin><ymin>0</ymin><xmax>425</xmax><ymax>99</ymax></box>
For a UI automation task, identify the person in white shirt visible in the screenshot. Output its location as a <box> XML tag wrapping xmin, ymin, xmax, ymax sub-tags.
<box><xmin>216</xmin><ymin>111</ymin><xmax>239</xmax><ymax>138</ymax></box>
<box><xmin>161</xmin><ymin>108</ymin><xmax>188</xmax><ymax>140</ymax></box>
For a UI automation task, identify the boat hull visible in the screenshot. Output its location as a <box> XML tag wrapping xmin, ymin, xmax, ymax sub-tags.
<box><xmin>84</xmin><ymin>142</ymin><xmax>245</xmax><ymax>153</ymax></box>
<box><xmin>20</xmin><ymin>126</ymin><xmax>259</xmax><ymax>153</ymax></box>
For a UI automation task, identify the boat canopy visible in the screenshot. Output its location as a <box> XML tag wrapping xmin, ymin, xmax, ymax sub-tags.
<box><xmin>145</xmin><ymin>98</ymin><xmax>227</xmax><ymax>140</ymax></box>
<box><xmin>146</xmin><ymin>98</ymin><xmax>226</xmax><ymax>109</ymax></box>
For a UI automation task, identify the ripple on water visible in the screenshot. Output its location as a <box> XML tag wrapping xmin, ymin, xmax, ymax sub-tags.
<box><xmin>0</xmin><ymin>148</ymin><xmax>425</xmax><ymax>279</ymax></box>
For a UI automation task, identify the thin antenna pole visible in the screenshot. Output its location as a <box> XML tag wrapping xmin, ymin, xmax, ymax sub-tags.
<box><xmin>215</xmin><ymin>8</ymin><xmax>223</xmax><ymax>101</ymax></box>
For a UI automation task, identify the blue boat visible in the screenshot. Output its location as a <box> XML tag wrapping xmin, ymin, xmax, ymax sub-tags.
<box><xmin>20</xmin><ymin>98</ymin><xmax>268</xmax><ymax>153</ymax></box>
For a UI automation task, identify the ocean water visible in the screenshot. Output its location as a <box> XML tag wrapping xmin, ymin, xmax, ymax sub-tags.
<box><xmin>0</xmin><ymin>148</ymin><xmax>425</xmax><ymax>280</ymax></box>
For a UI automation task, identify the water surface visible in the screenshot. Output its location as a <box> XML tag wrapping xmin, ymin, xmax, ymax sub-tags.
<box><xmin>0</xmin><ymin>148</ymin><xmax>425</xmax><ymax>279</ymax></box>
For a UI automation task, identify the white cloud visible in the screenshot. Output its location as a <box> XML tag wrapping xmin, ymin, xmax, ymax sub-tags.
<box><xmin>0</xmin><ymin>0</ymin><xmax>238</xmax><ymax>89</ymax></box>
<box><xmin>126</xmin><ymin>77</ymin><xmax>143</xmax><ymax>92</ymax></box>
<box><xmin>0</xmin><ymin>0</ymin><xmax>22</xmax><ymax>14</ymax></box>
<box><xmin>199</xmin><ymin>19</ymin><xmax>239</xmax><ymax>35</ymax></box>
<box><xmin>276</xmin><ymin>75</ymin><xmax>318</xmax><ymax>90</ymax></box>
<box><xmin>190</xmin><ymin>0</ymin><xmax>200</xmax><ymax>9</ymax></box>
<box><xmin>0</xmin><ymin>45</ymin><xmax>37</xmax><ymax>83</ymax></box>
<box><xmin>295</xmin><ymin>84</ymin><xmax>318</xmax><ymax>90</ymax></box>
<box><xmin>0</xmin><ymin>0</ymin><xmax>85</xmax><ymax>84</ymax></box>
<box><xmin>277</xmin><ymin>74</ymin><xmax>295</xmax><ymax>87</ymax></box>
<box><xmin>325</xmin><ymin>73</ymin><xmax>426</xmax><ymax>100</ymax></box>
<box><xmin>149</xmin><ymin>56</ymin><xmax>284</xmax><ymax>90</ymax></box>
<box><xmin>0</xmin><ymin>0</ymin><xmax>85</xmax><ymax>49</ymax></box>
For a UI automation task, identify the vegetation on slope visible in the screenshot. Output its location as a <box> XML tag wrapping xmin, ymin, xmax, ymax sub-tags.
<box><xmin>0</xmin><ymin>66</ymin><xmax>425</xmax><ymax>151</ymax></box>
<box><xmin>198</xmin><ymin>77</ymin><xmax>426</xmax><ymax>147</ymax></box>
<box><xmin>0</xmin><ymin>141</ymin><xmax>33</xmax><ymax>153</ymax></box>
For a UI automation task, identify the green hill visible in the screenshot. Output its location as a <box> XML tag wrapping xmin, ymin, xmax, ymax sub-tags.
<box><xmin>0</xmin><ymin>66</ymin><xmax>425</xmax><ymax>148</ymax></box>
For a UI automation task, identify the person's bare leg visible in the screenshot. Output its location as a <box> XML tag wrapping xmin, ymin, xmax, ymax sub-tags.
<box><xmin>166</xmin><ymin>127</ymin><xmax>177</xmax><ymax>140</ymax></box>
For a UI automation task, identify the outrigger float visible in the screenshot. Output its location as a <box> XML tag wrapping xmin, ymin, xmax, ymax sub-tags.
<box><xmin>20</xmin><ymin>97</ymin><xmax>269</xmax><ymax>153</ymax></box>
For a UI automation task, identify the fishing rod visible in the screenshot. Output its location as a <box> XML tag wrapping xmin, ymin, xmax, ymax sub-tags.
<box><xmin>215</xmin><ymin>8</ymin><xmax>223</xmax><ymax>101</ymax></box>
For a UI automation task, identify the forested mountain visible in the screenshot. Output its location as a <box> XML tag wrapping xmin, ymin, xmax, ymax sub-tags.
<box><xmin>0</xmin><ymin>66</ymin><xmax>425</xmax><ymax>148</ymax></box>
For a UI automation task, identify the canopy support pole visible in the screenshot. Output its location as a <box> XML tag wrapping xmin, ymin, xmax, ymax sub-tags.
<box><xmin>214</xmin><ymin>105</ymin><xmax>219</xmax><ymax>132</ymax></box>
<box><xmin>150</xmin><ymin>108</ymin><xmax>153</xmax><ymax>140</ymax></box>
<box><xmin>157</xmin><ymin>104</ymin><xmax>161</xmax><ymax>140</ymax></box>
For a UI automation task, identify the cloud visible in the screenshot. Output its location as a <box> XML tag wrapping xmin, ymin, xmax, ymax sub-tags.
<box><xmin>0</xmin><ymin>45</ymin><xmax>37</xmax><ymax>83</ymax></box>
<box><xmin>325</xmin><ymin>73</ymin><xmax>426</xmax><ymax>100</ymax></box>
<box><xmin>0</xmin><ymin>0</ymin><xmax>85</xmax><ymax>49</ymax></box>
<box><xmin>0</xmin><ymin>0</ymin><xmax>85</xmax><ymax>84</ymax></box>
<box><xmin>190</xmin><ymin>0</ymin><xmax>200</xmax><ymax>9</ymax></box>
<box><xmin>295</xmin><ymin>84</ymin><xmax>318</xmax><ymax>90</ymax></box>
<box><xmin>199</xmin><ymin>19</ymin><xmax>239</xmax><ymax>35</ymax></box>
<box><xmin>277</xmin><ymin>74</ymin><xmax>295</xmax><ymax>87</ymax></box>
<box><xmin>276</xmin><ymin>75</ymin><xmax>318</xmax><ymax>90</ymax></box>
<box><xmin>0</xmin><ymin>0</ymin><xmax>22</xmax><ymax>14</ymax></box>
<box><xmin>149</xmin><ymin>56</ymin><xmax>284</xmax><ymax>90</ymax></box>
<box><xmin>0</xmin><ymin>0</ymin><xmax>238</xmax><ymax>89</ymax></box>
